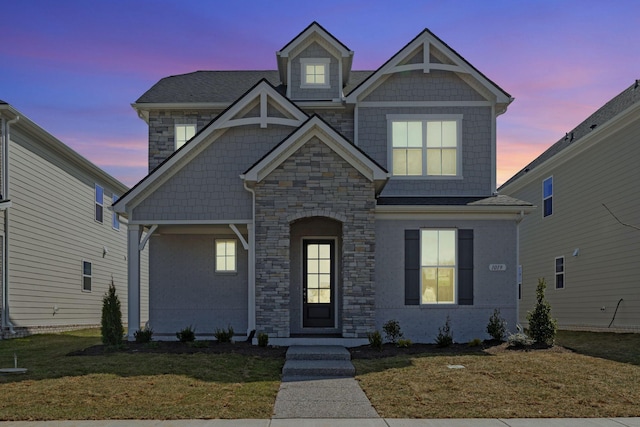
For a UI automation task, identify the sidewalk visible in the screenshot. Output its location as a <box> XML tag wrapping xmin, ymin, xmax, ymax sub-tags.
<box><xmin>1</xmin><ymin>418</ymin><xmax>640</xmax><ymax>426</ymax></box>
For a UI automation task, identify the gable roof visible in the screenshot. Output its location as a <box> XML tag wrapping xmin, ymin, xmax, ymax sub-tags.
<box><xmin>242</xmin><ymin>115</ymin><xmax>388</xmax><ymax>193</ymax></box>
<box><xmin>345</xmin><ymin>28</ymin><xmax>512</xmax><ymax>110</ymax></box>
<box><xmin>499</xmin><ymin>80</ymin><xmax>640</xmax><ymax>190</ymax></box>
<box><xmin>276</xmin><ymin>21</ymin><xmax>354</xmax><ymax>87</ymax></box>
<box><xmin>114</xmin><ymin>79</ymin><xmax>309</xmax><ymax>215</ymax></box>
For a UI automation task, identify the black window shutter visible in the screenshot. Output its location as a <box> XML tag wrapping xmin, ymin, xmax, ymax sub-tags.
<box><xmin>404</xmin><ymin>230</ymin><xmax>420</xmax><ymax>305</ymax></box>
<box><xmin>458</xmin><ymin>229</ymin><xmax>474</xmax><ymax>305</ymax></box>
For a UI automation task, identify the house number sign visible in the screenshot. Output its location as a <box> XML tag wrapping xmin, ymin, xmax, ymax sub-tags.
<box><xmin>489</xmin><ymin>264</ymin><xmax>507</xmax><ymax>271</ymax></box>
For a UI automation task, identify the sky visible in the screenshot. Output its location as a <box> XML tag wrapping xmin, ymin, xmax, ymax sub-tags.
<box><xmin>1</xmin><ymin>0</ymin><xmax>639</xmax><ymax>187</ymax></box>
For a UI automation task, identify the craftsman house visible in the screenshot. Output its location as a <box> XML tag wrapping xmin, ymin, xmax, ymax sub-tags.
<box><xmin>0</xmin><ymin>101</ymin><xmax>148</xmax><ymax>338</ymax></box>
<box><xmin>115</xmin><ymin>22</ymin><xmax>532</xmax><ymax>344</ymax></box>
<box><xmin>500</xmin><ymin>81</ymin><xmax>640</xmax><ymax>332</ymax></box>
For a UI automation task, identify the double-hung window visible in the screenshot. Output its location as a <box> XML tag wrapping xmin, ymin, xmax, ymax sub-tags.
<box><xmin>175</xmin><ymin>124</ymin><xmax>196</xmax><ymax>150</ymax></box>
<box><xmin>82</xmin><ymin>260</ymin><xmax>92</xmax><ymax>292</ymax></box>
<box><xmin>390</xmin><ymin>116</ymin><xmax>461</xmax><ymax>177</ymax></box>
<box><xmin>300</xmin><ymin>58</ymin><xmax>330</xmax><ymax>88</ymax></box>
<box><xmin>555</xmin><ymin>256</ymin><xmax>565</xmax><ymax>289</ymax></box>
<box><xmin>543</xmin><ymin>176</ymin><xmax>553</xmax><ymax>217</ymax></box>
<box><xmin>215</xmin><ymin>239</ymin><xmax>237</xmax><ymax>273</ymax></box>
<box><xmin>421</xmin><ymin>229</ymin><xmax>456</xmax><ymax>304</ymax></box>
<box><xmin>95</xmin><ymin>184</ymin><xmax>104</xmax><ymax>223</ymax></box>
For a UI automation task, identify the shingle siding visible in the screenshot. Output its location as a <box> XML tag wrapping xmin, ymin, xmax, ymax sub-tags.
<box><xmin>290</xmin><ymin>42</ymin><xmax>340</xmax><ymax>100</ymax></box>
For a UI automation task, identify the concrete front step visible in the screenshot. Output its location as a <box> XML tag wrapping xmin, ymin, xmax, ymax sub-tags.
<box><xmin>285</xmin><ymin>345</ymin><xmax>351</xmax><ymax>361</ymax></box>
<box><xmin>282</xmin><ymin>359</ymin><xmax>356</xmax><ymax>377</ymax></box>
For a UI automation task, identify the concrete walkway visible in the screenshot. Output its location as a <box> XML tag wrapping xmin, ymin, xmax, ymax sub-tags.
<box><xmin>1</xmin><ymin>418</ymin><xmax>640</xmax><ymax>426</ymax></box>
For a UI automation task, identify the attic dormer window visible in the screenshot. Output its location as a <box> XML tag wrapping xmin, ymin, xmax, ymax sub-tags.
<box><xmin>300</xmin><ymin>58</ymin><xmax>330</xmax><ymax>88</ymax></box>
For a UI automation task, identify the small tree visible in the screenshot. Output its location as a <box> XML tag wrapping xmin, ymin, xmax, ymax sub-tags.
<box><xmin>527</xmin><ymin>278</ymin><xmax>557</xmax><ymax>346</ymax></box>
<box><xmin>101</xmin><ymin>281</ymin><xmax>124</xmax><ymax>347</ymax></box>
<box><xmin>486</xmin><ymin>308</ymin><xmax>507</xmax><ymax>341</ymax></box>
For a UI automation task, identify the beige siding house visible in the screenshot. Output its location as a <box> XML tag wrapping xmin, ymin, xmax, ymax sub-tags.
<box><xmin>0</xmin><ymin>101</ymin><xmax>148</xmax><ymax>338</ymax></box>
<box><xmin>500</xmin><ymin>81</ymin><xmax>640</xmax><ymax>331</ymax></box>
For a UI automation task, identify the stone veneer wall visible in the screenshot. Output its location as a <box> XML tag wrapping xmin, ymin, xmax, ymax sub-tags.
<box><xmin>253</xmin><ymin>136</ymin><xmax>377</xmax><ymax>338</ymax></box>
<box><xmin>148</xmin><ymin>109</ymin><xmax>222</xmax><ymax>171</ymax></box>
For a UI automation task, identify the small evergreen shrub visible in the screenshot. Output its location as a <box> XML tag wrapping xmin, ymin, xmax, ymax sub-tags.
<box><xmin>214</xmin><ymin>325</ymin><xmax>234</xmax><ymax>343</ymax></box>
<box><xmin>486</xmin><ymin>308</ymin><xmax>507</xmax><ymax>341</ymax></box>
<box><xmin>134</xmin><ymin>326</ymin><xmax>153</xmax><ymax>343</ymax></box>
<box><xmin>507</xmin><ymin>325</ymin><xmax>534</xmax><ymax>348</ymax></box>
<box><xmin>397</xmin><ymin>338</ymin><xmax>412</xmax><ymax>348</ymax></box>
<box><xmin>176</xmin><ymin>325</ymin><xmax>196</xmax><ymax>343</ymax></box>
<box><xmin>257</xmin><ymin>332</ymin><xmax>269</xmax><ymax>347</ymax></box>
<box><xmin>467</xmin><ymin>338</ymin><xmax>483</xmax><ymax>347</ymax></box>
<box><xmin>382</xmin><ymin>319</ymin><xmax>403</xmax><ymax>344</ymax></box>
<box><xmin>101</xmin><ymin>281</ymin><xmax>124</xmax><ymax>347</ymax></box>
<box><xmin>435</xmin><ymin>315</ymin><xmax>453</xmax><ymax>347</ymax></box>
<box><xmin>367</xmin><ymin>330</ymin><xmax>383</xmax><ymax>351</ymax></box>
<box><xmin>527</xmin><ymin>278</ymin><xmax>558</xmax><ymax>346</ymax></box>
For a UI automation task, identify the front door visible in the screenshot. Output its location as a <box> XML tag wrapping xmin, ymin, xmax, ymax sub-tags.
<box><xmin>303</xmin><ymin>239</ymin><xmax>335</xmax><ymax>328</ymax></box>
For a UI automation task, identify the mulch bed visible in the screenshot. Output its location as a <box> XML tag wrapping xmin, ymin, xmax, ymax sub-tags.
<box><xmin>68</xmin><ymin>339</ymin><xmax>568</xmax><ymax>359</ymax></box>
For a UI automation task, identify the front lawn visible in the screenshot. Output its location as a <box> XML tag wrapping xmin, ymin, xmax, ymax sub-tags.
<box><xmin>0</xmin><ymin>330</ymin><xmax>283</xmax><ymax>420</ymax></box>
<box><xmin>353</xmin><ymin>331</ymin><xmax>640</xmax><ymax>418</ymax></box>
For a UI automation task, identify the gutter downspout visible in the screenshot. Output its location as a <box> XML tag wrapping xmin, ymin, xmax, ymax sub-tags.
<box><xmin>243</xmin><ymin>181</ymin><xmax>256</xmax><ymax>339</ymax></box>
<box><xmin>2</xmin><ymin>116</ymin><xmax>19</xmax><ymax>336</ymax></box>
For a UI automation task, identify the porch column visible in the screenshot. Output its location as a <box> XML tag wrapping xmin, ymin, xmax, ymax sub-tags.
<box><xmin>247</xmin><ymin>222</ymin><xmax>256</xmax><ymax>335</ymax></box>
<box><xmin>127</xmin><ymin>224</ymin><xmax>142</xmax><ymax>341</ymax></box>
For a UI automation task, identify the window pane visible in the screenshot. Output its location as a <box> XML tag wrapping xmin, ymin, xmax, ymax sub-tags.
<box><xmin>421</xmin><ymin>268</ymin><xmax>437</xmax><ymax>303</ymax></box>
<box><xmin>441</xmin><ymin>121</ymin><xmax>457</xmax><ymax>147</ymax></box>
<box><xmin>319</xmin><ymin>289</ymin><xmax>331</xmax><ymax>303</ymax></box>
<box><xmin>95</xmin><ymin>205</ymin><xmax>103</xmax><ymax>223</ymax></box>
<box><xmin>308</xmin><ymin>259</ymin><xmax>318</xmax><ymax>274</ymax></box>
<box><xmin>307</xmin><ymin>289</ymin><xmax>319</xmax><ymax>303</ymax></box>
<box><xmin>426</xmin><ymin>121</ymin><xmax>442</xmax><ymax>148</ymax></box>
<box><xmin>407</xmin><ymin>122</ymin><xmax>422</xmax><ymax>147</ymax></box>
<box><xmin>544</xmin><ymin>198</ymin><xmax>553</xmax><ymax>217</ymax></box>
<box><xmin>543</xmin><ymin>177</ymin><xmax>553</xmax><ymax>198</ymax></box>
<box><xmin>441</xmin><ymin>149</ymin><xmax>457</xmax><ymax>175</ymax></box>
<box><xmin>307</xmin><ymin>244</ymin><xmax>318</xmax><ymax>259</ymax></box>
<box><xmin>83</xmin><ymin>276</ymin><xmax>91</xmax><ymax>291</ymax></box>
<box><xmin>406</xmin><ymin>148</ymin><xmax>422</xmax><ymax>175</ymax></box>
<box><xmin>318</xmin><ymin>274</ymin><xmax>331</xmax><ymax>289</ymax></box>
<box><xmin>318</xmin><ymin>244</ymin><xmax>330</xmax><ymax>259</ymax></box>
<box><xmin>95</xmin><ymin>185</ymin><xmax>103</xmax><ymax>204</ymax></box>
<box><xmin>319</xmin><ymin>259</ymin><xmax>331</xmax><ymax>274</ymax></box>
<box><xmin>83</xmin><ymin>261</ymin><xmax>91</xmax><ymax>276</ymax></box>
<box><xmin>426</xmin><ymin>148</ymin><xmax>442</xmax><ymax>175</ymax></box>
<box><xmin>437</xmin><ymin>268</ymin><xmax>455</xmax><ymax>302</ymax></box>
<box><xmin>556</xmin><ymin>274</ymin><xmax>564</xmax><ymax>289</ymax></box>
<box><xmin>555</xmin><ymin>257</ymin><xmax>564</xmax><ymax>273</ymax></box>
<box><xmin>421</xmin><ymin>230</ymin><xmax>438</xmax><ymax>265</ymax></box>
<box><xmin>392</xmin><ymin>149</ymin><xmax>407</xmax><ymax>175</ymax></box>
<box><xmin>438</xmin><ymin>230</ymin><xmax>456</xmax><ymax>265</ymax></box>
<box><xmin>216</xmin><ymin>257</ymin><xmax>226</xmax><ymax>271</ymax></box>
<box><xmin>392</xmin><ymin>122</ymin><xmax>408</xmax><ymax>147</ymax></box>
<box><xmin>185</xmin><ymin>126</ymin><xmax>195</xmax><ymax>140</ymax></box>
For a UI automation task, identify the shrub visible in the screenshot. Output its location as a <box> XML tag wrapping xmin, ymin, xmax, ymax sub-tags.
<box><xmin>486</xmin><ymin>308</ymin><xmax>507</xmax><ymax>341</ymax></box>
<box><xmin>190</xmin><ymin>340</ymin><xmax>209</xmax><ymax>348</ymax></box>
<box><xmin>134</xmin><ymin>326</ymin><xmax>153</xmax><ymax>343</ymax></box>
<box><xmin>214</xmin><ymin>325</ymin><xmax>234</xmax><ymax>343</ymax></box>
<box><xmin>257</xmin><ymin>332</ymin><xmax>269</xmax><ymax>347</ymax></box>
<box><xmin>435</xmin><ymin>315</ymin><xmax>453</xmax><ymax>347</ymax></box>
<box><xmin>507</xmin><ymin>324</ymin><xmax>534</xmax><ymax>348</ymax></box>
<box><xmin>176</xmin><ymin>325</ymin><xmax>196</xmax><ymax>343</ymax></box>
<box><xmin>467</xmin><ymin>338</ymin><xmax>483</xmax><ymax>347</ymax></box>
<box><xmin>101</xmin><ymin>281</ymin><xmax>124</xmax><ymax>347</ymax></box>
<box><xmin>382</xmin><ymin>319</ymin><xmax>403</xmax><ymax>344</ymax></box>
<box><xmin>527</xmin><ymin>278</ymin><xmax>558</xmax><ymax>346</ymax></box>
<box><xmin>367</xmin><ymin>330</ymin><xmax>383</xmax><ymax>351</ymax></box>
<box><xmin>397</xmin><ymin>338</ymin><xmax>412</xmax><ymax>348</ymax></box>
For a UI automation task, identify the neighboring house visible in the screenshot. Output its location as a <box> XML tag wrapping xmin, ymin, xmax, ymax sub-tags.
<box><xmin>0</xmin><ymin>101</ymin><xmax>148</xmax><ymax>338</ymax></box>
<box><xmin>500</xmin><ymin>81</ymin><xmax>640</xmax><ymax>332</ymax></box>
<box><xmin>115</xmin><ymin>22</ymin><xmax>532</xmax><ymax>345</ymax></box>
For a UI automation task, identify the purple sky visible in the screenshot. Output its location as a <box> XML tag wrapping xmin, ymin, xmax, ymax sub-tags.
<box><xmin>2</xmin><ymin>0</ymin><xmax>639</xmax><ymax>187</ymax></box>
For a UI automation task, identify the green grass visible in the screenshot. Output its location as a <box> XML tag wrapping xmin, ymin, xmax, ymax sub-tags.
<box><xmin>354</xmin><ymin>331</ymin><xmax>640</xmax><ymax>419</ymax></box>
<box><xmin>0</xmin><ymin>329</ymin><xmax>283</xmax><ymax>420</ymax></box>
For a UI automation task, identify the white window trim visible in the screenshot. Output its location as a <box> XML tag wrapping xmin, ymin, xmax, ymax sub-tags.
<box><xmin>387</xmin><ymin>114</ymin><xmax>463</xmax><ymax>179</ymax></box>
<box><xmin>555</xmin><ymin>256</ymin><xmax>565</xmax><ymax>290</ymax></box>
<box><xmin>82</xmin><ymin>260</ymin><xmax>92</xmax><ymax>292</ymax></box>
<box><xmin>215</xmin><ymin>239</ymin><xmax>237</xmax><ymax>273</ymax></box>
<box><xmin>175</xmin><ymin>124</ymin><xmax>196</xmax><ymax>150</ymax></box>
<box><xmin>543</xmin><ymin>176</ymin><xmax>553</xmax><ymax>218</ymax></box>
<box><xmin>95</xmin><ymin>184</ymin><xmax>104</xmax><ymax>224</ymax></box>
<box><xmin>420</xmin><ymin>228</ymin><xmax>458</xmax><ymax>305</ymax></box>
<box><xmin>300</xmin><ymin>58</ymin><xmax>331</xmax><ymax>89</ymax></box>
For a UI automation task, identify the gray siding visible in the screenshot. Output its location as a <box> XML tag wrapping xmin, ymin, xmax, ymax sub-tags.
<box><xmin>375</xmin><ymin>218</ymin><xmax>519</xmax><ymax>343</ymax></box>
<box><xmin>506</xmin><ymin>117</ymin><xmax>640</xmax><ymax>330</ymax></box>
<box><xmin>303</xmin><ymin>107</ymin><xmax>355</xmax><ymax>141</ymax></box>
<box><xmin>148</xmin><ymin>109</ymin><xmax>222</xmax><ymax>171</ymax></box>
<box><xmin>358</xmin><ymin>106</ymin><xmax>493</xmax><ymax>196</ymax></box>
<box><xmin>290</xmin><ymin>42</ymin><xmax>340</xmax><ymax>100</ymax></box>
<box><xmin>148</xmin><ymin>232</ymin><xmax>248</xmax><ymax>337</ymax></box>
<box><xmin>5</xmin><ymin>127</ymin><xmax>148</xmax><ymax>331</ymax></box>
<box><xmin>132</xmin><ymin>124</ymin><xmax>294</xmax><ymax>222</ymax></box>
